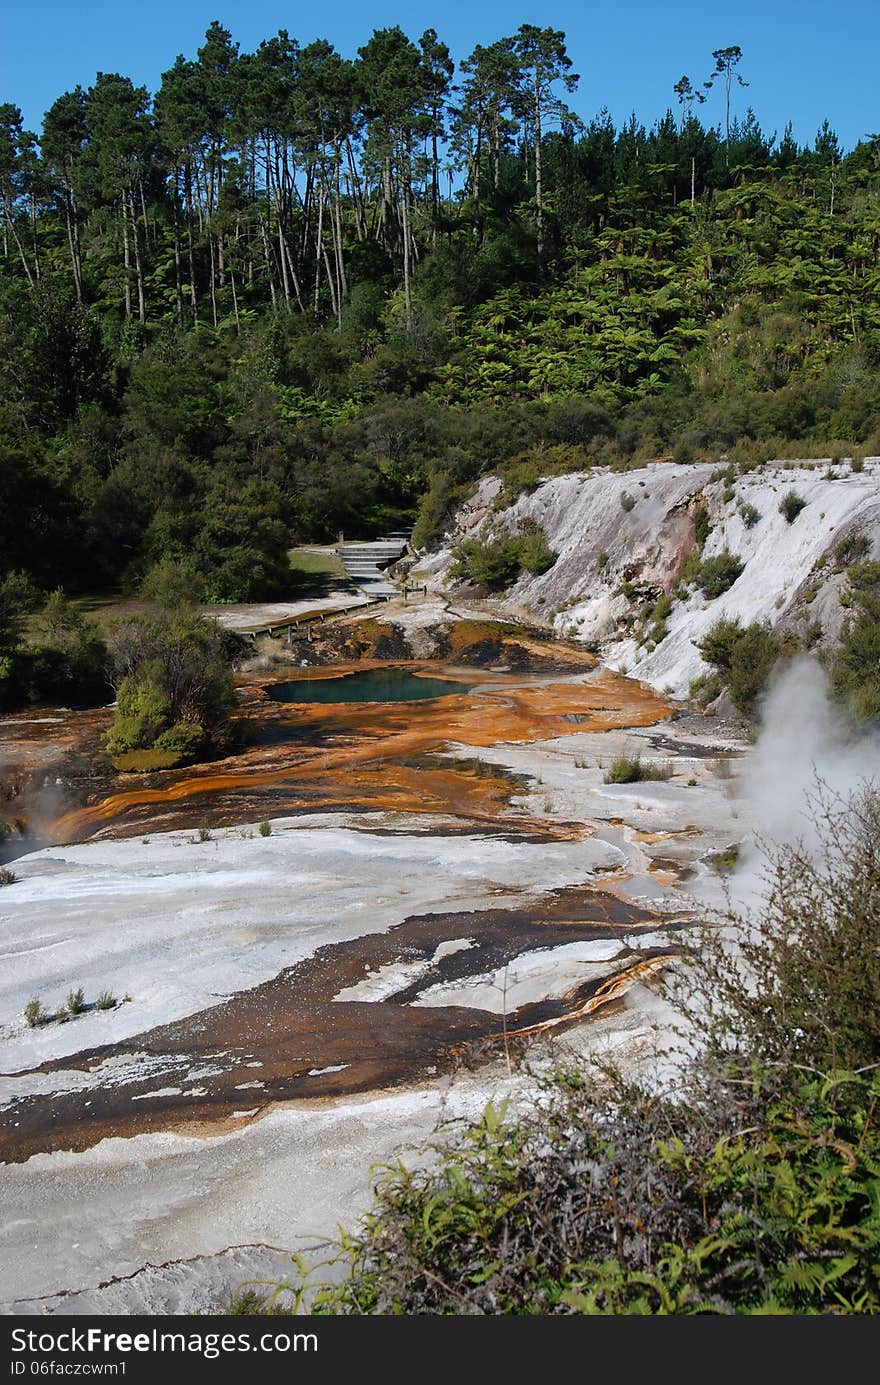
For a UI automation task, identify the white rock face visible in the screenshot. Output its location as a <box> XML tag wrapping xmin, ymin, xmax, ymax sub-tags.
<box><xmin>419</xmin><ymin>459</ymin><xmax>880</xmax><ymax>698</ymax></box>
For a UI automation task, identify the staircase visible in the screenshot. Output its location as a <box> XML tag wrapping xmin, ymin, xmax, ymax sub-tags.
<box><xmin>336</xmin><ymin>530</ymin><xmax>413</xmax><ymax>599</ymax></box>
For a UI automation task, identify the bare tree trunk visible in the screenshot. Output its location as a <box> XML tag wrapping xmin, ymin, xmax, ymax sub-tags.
<box><xmin>313</xmin><ymin>181</ymin><xmax>324</xmax><ymax>313</ymax></box>
<box><xmin>258</xmin><ymin>209</ymin><xmax>277</xmax><ymax>307</ymax></box>
<box><xmin>1</xmin><ymin>200</ymin><xmax>34</xmax><ymax>287</ymax></box>
<box><xmin>172</xmin><ymin>230</ymin><xmax>183</xmax><ymax>329</ymax></box>
<box><xmin>333</xmin><ymin>161</ymin><xmax>347</xmax><ymax>310</ymax></box>
<box><xmin>277</xmin><ymin>216</ymin><xmax>292</xmax><ymax>310</ymax></box>
<box><xmin>381</xmin><ymin>153</ymin><xmax>396</xmax><ymax>252</ymax></box>
<box><xmin>400</xmin><ymin>146</ymin><xmax>413</xmax><ymax>331</ymax></box>
<box><xmin>229</xmin><ymin>264</ymin><xmax>240</xmax><ymax>332</ymax></box>
<box><xmin>184</xmin><ymin>164</ymin><xmax>198</xmax><ymax>324</ymax></box>
<box><xmin>534</xmin><ymin>75</ymin><xmax>544</xmax><ymax>274</ymax></box>
<box><xmin>431</xmin><ymin>126</ymin><xmax>440</xmax><ymax>246</ymax></box>
<box><xmin>128</xmin><ymin>188</ymin><xmax>146</xmax><ymax>323</ymax></box>
<box><xmin>63</xmin><ymin>187</ymin><xmax>83</xmax><ymax>302</ymax></box>
<box><xmin>121</xmin><ymin>199</ymin><xmax>132</xmax><ymax>319</ymax></box>
<box><xmin>323</xmin><ymin>243</ymin><xmax>338</xmax><ymax>320</ymax></box>
<box><xmin>138</xmin><ymin>179</ymin><xmax>151</xmax><ymax>252</ymax></box>
<box><xmin>345</xmin><ymin>138</ymin><xmax>367</xmax><ymax>241</ymax></box>
<box><xmin>208</xmin><ymin>233</ymin><xmax>218</xmax><ymax>327</ymax></box>
<box><xmin>281</xmin><ymin>231</ymin><xmax>305</xmax><ymax>313</ymax></box>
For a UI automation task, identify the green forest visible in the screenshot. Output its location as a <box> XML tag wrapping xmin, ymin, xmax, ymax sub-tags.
<box><xmin>1</xmin><ymin>21</ymin><xmax>879</xmax><ymax>614</ymax></box>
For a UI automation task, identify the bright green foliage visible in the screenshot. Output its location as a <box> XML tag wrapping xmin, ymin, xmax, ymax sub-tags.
<box><xmin>450</xmin><ymin>537</ymin><xmax>521</xmax><ymax>589</ymax></box>
<box><xmin>106</xmin><ymin>672</ymin><xmax>173</xmax><ymax>755</ymax></box>
<box><xmin>1</xmin><ymin>584</ymin><xmax>109</xmax><ymax>709</ymax></box>
<box><xmin>140</xmin><ymin>558</ymin><xmax>206</xmax><ymax>608</ymax></box>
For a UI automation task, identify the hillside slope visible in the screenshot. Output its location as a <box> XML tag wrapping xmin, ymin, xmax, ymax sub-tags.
<box><xmin>416</xmin><ymin>458</ymin><xmax>880</xmax><ymax>699</ymax></box>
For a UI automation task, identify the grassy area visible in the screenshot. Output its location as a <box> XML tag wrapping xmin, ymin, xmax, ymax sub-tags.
<box><xmin>287</xmin><ymin>547</ymin><xmax>347</xmax><ymax>578</ymax></box>
<box><xmin>287</xmin><ymin>547</ymin><xmax>356</xmax><ymax>599</ymax></box>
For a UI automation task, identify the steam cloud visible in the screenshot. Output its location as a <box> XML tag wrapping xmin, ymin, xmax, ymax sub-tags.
<box><xmin>733</xmin><ymin>655</ymin><xmax>880</xmax><ymax>900</ymax></box>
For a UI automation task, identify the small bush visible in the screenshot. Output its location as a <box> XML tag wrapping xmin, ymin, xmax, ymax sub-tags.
<box><xmin>259</xmin><ymin>820</ymin><xmax>272</xmax><ymax>837</ymax></box>
<box><xmin>604</xmin><ymin>753</ymin><xmax>672</xmax><ymax>784</ymax></box>
<box><xmin>196</xmin><ymin>826</ymin><xmax>212</xmax><ymax>843</ymax></box>
<box><xmin>66</xmin><ymin>987</ymin><xmax>86</xmax><ymax>1015</ymax></box>
<box><xmin>96</xmin><ymin>990</ymin><xmax>117</xmax><ymax>1010</ymax></box>
<box><xmin>834</xmin><ymin>531</ymin><xmax>871</xmax><ymax>569</ymax></box>
<box><xmin>688</xmin><ymin>671</ymin><xmax>724</xmax><ymax>706</ymax></box>
<box><xmin>0</xmin><ymin>867</ymin><xmax>16</xmax><ymax>886</ymax></box>
<box><xmin>850</xmin><ymin>455</ymin><xmax>865</xmax><ymax>474</ymax></box>
<box><xmin>450</xmin><ymin>537</ymin><xmax>521</xmax><ymax>589</ymax></box>
<box><xmin>153</xmin><ymin>721</ymin><xmax>205</xmax><ymax>760</ymax></box>
<box><xmin>846</xmin><ymin>560</ymin><xmax>880</xmax><ymax>592</ymax></box>
<box><xmin>25</xmin><ymin>998</ymin><xmax>45</xmax><ymax>1028</ymax></box>
<box><xmin>596</xmin><ymin>551</ymin><xmax>609</xmax><ymax>571</ymax></box>
<box><xmin>693</xmin><ymin>504</ymin><xmax>710</xmax><ymax>549</ymax></box>
<box><xmin>779</xmin><ymin>489</ymin><xmax>807</xmax><ymax>523</ymax></box>
<box><xmin>515</xmin><ymin>521</ymin><xmax>557</xmax><ymax>576</ymax></box>
<box><xmin>697</xmin><ymin>549</ymin><xmax>744</xmax><ymax>599</ymax></box>
<box><xmin>619</xmin><ymin>491</ymin><xmax>636</xmax><ymax>512</ymax></box>
<box><xmin>738</xmin><ymin>501</ymin><xmax>760</xmax><ymax>528</ymax></box>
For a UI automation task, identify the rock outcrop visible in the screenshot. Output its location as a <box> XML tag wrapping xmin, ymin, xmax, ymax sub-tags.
<box><xmin>416</xmin><ymin>458</ymin><xmax>880</xmax><ymax>699</ymax></box>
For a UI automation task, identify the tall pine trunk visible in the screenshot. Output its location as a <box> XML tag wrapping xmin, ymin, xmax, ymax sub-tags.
<box><xmin>121</xmin><ymin>199</ymin><xmax>132</xmax><ymax>319</ymax></box>
<box><xmin>534</xmin><ymin>72</ymin><xmax>544</xmax><ymax>275</ymax></box>
<box><xmin>128</xmin><ymin>188</ymin><xmax>146</xmax><ymax>323</ymax></box>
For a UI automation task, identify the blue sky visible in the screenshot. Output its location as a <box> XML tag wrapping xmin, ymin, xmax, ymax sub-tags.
<box><xmin>2</xmin><ymin>1</ymin><xmax>877</xmax><ymax>151</ymax></box>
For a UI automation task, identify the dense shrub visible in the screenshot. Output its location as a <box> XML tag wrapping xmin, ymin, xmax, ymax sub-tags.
<box><xmin>449</xmin><ymin>537</ymin><xmax>522</xmax><ymax>589</ymax></box>
<box><xmin>450</xmin><ymin>521</ymin><xmax>556</xmax><ymax>590</ymax></box>
<box><xmin>696</xmin><ymin>549</ymin><xmax>744</xmax><ymax>599</ymax></box>
<box><xmin>696</xmin><ymin>617</ymin><xmax>781</xmax><ymax>715</ymax></box>
<box><xmin>1</xmin><ymin>587</ymin><xmax>110</xmax><ymax>709</ymax></box>
<box><xmin>779</xmin><ymin>489</ymin><xmax>808</xmax><ymax>523</ymax></box>
<box><xmin>832</xmin><ymin>564</ymin><xmax>880</xmax><ymax>721</ymax></box>
<box><xmin>105</xmin><ymin>610</ymin><xmax>238</xmax><ymax>763</ymax></box>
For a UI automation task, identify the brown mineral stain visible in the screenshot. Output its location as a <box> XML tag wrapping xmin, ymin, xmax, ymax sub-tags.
<box><xmin>0</xmin><ymin>885</ymin><xmax>682</xmax><ymax>1164</ymax></box>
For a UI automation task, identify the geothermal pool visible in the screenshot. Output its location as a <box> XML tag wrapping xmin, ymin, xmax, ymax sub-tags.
<box><xmin>267</xmin><ymin>666</ymin><xmax>474</xmax><ymax>703</ymax></box>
